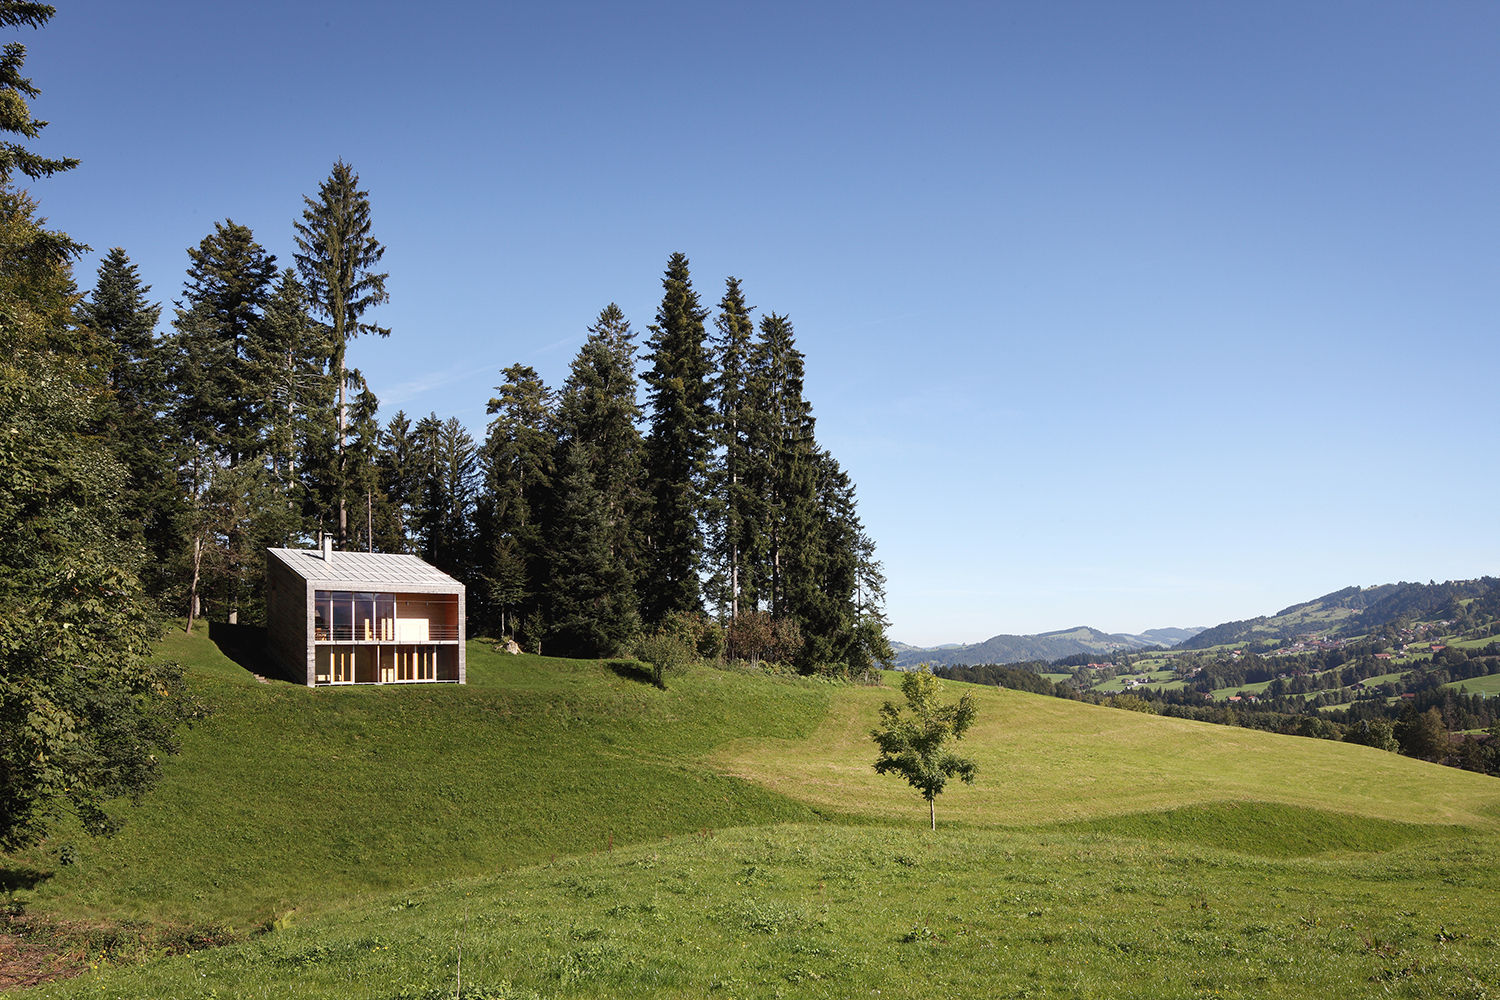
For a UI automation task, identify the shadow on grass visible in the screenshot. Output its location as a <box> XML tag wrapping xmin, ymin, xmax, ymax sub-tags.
<box><xmin>607</xmin><ymin>659</ymin><xmax>662</xmax><ymax>688</ymax></box>
<box><xmin>207</xmin><ymin>622</ymin><xmax>298</xmax><ymax>684</ymax></box>
<box><xmin>0</xmin><ymin>865</ymin><xmax>51</xmax><ymax>894</ymax></box>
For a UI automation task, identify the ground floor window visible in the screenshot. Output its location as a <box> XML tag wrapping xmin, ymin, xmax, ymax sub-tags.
<box><xmin>315</xmin><ymin>644</ymin><xmax>458</xmax><ymax>684</ymax></box>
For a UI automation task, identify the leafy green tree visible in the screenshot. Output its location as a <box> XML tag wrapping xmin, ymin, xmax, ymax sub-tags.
<box><xmin>293</xmin><ymin>160</ymin><xmax>389</xmax><ymax>543</ymax></box>
<box><xmin>641</xmin><ymin>253</ymin><xmax>712</xmax><ymax>625</ymax></box>
<box><xmin>0</xmin><ymin>162</ymin><xmax>192</xmax><ymax>849</ymax></box>
<box><xmin>1395</xmin><ymin>705</ymin><xmax>1448</xmax><ymax>762</ymax></box>
<box><xmin>871</xmin><ymin>669</ymin><xmax>978</xmax><ymax>830</ymax></box>
<box><xmin>634</xmin><ymin>630</ymin><xmax>694</xmax><ymax>688</ymax></box>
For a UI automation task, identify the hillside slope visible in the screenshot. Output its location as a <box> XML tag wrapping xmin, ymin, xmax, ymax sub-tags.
<box><xmin>10</xmin><ymin>639</ymin><xmax>1500</xmax><ymax>1000</ymax></box>
<box><xmin>1180</xmin><ymin>577</ymin><xmax>1500</xmax><ymax>649</ymax></box>
<box><xmin>2</xmin><ymin>631</ymin><xmax>833</xmax><ymax>929</ymax></box>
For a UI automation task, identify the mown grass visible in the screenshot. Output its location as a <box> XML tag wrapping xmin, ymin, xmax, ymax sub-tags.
<box><xmin>711</xmin><ymin>676</ymin><xmax>1500</xmax><ymax>828</ymax></box>
<box><xmin>2</xmin><ymin>631</ymin><xmax>833</xmax><ymax>930</ymax></box>
<box><xmin>1446</xmin><ymin>674</ymin><xmax>1500</xmax><ymax>698</ymax></box>
<box><xmin>7</xmin><ymin>635</ymin><xmax>1500</xmax><ymax>999</ymax></box>
<box><xmin>20</xmin><ymin>823</ymin><xmax>1500</xmax><ymax>999</ymax></box>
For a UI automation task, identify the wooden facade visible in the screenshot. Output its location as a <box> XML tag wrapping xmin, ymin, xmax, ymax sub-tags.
<box><xmin>266</xmin><ymin>545</ymin><xmax>466</xmax><ymax>687</ymax></box>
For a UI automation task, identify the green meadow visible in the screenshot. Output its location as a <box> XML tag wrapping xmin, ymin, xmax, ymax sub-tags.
<box><xmin>5</xmin><ymin>630</ymin><xmax>1500</xmax><ymax>999</ymax></box>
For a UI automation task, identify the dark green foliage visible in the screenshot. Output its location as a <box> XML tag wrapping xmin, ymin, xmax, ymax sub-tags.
<box><xmin>375</xmin><ymin>410</ymin><xmax>419</xmax><ymax>552</ymax></box>
<box><xmin>546</xmin><ymin>442</ymin><xmax>640</xmax><ymax>658</ymax></box>
<box><xmin>641</xmin><ymin>253</ymin><xmax>712</xmax><ymax>626</ymax></box>
<box><xmin>293</xmin><ymin>160</ymin><xmax>389</xmax><ymax>543</ymax></box>
<box><xmin>707</xmin><ymin>277</ymin><xmax>759</xmax><ymax>618</ymax></box>
<box><xmin>167</xmin><ymin>220</ymin><xmax>279</xmax><ymax>625</ymax></box>
<box><xmin>936</xmin><ymin>663</ymin><xmax>1063</xmax><ymax>696</ymax></box>
<box><xmin>0</xmin><ymin>3</ymin><xmax>77</xmax><ymax>182</ymax></box>
<box><xmin>246</xmin><ymin>268</ymin><xmax>332</xmax><ymax>535</ymax></box>
<box><xmin>545</xmin><ymin>305</ymin><xmax>646</xmax><ymax>657</ymax></box>
<box><xmin>170</xmin><ymin>219</ymin><xmax>277</xmax><ymax>464</ymax></box>
<box><xmin>1394</xmin><ymin>705</ymin><xmax>1448</xmax><ymax>762</ymax></box>
<box><xmin>410</xmin><ymin>413</ymin><xmax>479</xmax><ymax>579</ymax></box>
<box><xmin>479</xmin><ymin>365</ymin><xmax>555</xmax><ymax>646</ymax></box>
<box><xmin>76</xmin><ymin>248</ymin><xmax>178</xmax><ymax>588</ymax></box>
<box><xmin>0</xmin><ymin>179</ymin><xmax>191</xmax><ymax>851</ymax></box>
<box><xmin>871</xmin><ymin>670</ymin><xmax>978</xmax><ymax>829</ymax></box>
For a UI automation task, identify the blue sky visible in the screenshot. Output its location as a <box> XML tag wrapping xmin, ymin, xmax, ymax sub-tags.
<box><xmin>22</xmin><ymin>1</ymin><xmax>1500</xmax><ymax>645</ymax></box>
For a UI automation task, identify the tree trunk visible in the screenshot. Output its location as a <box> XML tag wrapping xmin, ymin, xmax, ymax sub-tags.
<box><xmin>929</xmin><ymin>797</ymin><xmax>935</xmax><ymax>831</ymax></box>
<box><xmin>185</xmin><ymin>533</ymin><xmax>203</xmax><ymax>634</ymax></box>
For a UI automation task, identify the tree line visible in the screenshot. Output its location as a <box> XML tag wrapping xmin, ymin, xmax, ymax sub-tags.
<box><xmin>84</xmin><ymin>217</ymin><xmax>891</xmax><ymax>669</ymax></box>
<box><xmin>2</xmin><ymin>2</ymin><xmax>893</xmax><ymax>850</ymax></box>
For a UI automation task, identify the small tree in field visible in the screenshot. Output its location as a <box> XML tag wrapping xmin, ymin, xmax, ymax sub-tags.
<box><xmin>871</xmin><ymin>668</ymin><xmax>977</xmax><ymax>830</ymax></box>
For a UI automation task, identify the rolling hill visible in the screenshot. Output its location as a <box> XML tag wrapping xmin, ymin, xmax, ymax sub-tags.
<box><xmin>893</xmin><ymin>624</ymin><xmax>1203</xmax><ymax>667</ymax></box>
<box><xmin>1179</xmin><ymin>577</ymin><xmax>1500</xmax><ymax>649</ymax></box>
<box><xmin>4</xmin><ymin>628</ymin><xmax>1499</xmax><ymax>998</ymax></box>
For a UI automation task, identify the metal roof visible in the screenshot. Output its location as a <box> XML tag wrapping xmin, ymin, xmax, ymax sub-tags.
<box><xmin>267</xmin><ymin>547</ymin><xmax>464</xmax><ymax>592</ymax></box>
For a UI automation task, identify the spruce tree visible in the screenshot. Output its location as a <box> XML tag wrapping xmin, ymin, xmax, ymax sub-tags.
<box><xmin>556</xmin><ymin>305</ymin><xmax>646</xmax><ymax>579</ymax></box>
<box><xmin>707</xmin><ymin>277</ymin><xmax>761</xmax><ymax>619</ymax></box>
<box><xmin>376</xmin><ymin>410</ymin><xmax>419</xmax><ymax>552</ymax></box>
<box><xmin>641</xmin><ymin>253</ymin><xmax>712</xmax><ymax>626</ymax></box>
<box><xmin>246</xmin><ymin>269</ymin><xmax>331</xmax><ymax>512</ymax></box>
<box><xmin>744</xmin><ymin>311</ymin><xmax>817</xmax><ymax>620</ymax></box>
<box><xmin>0</xmin><ymin>1</ymin><xmax>78</xmax><ymax>183</ymax></box>
<box><xmin>412</xmin><ymin>414</ymin><xmax>478</xmax><ymax>579</ymax></box>
<box><xmin>547</xmin><ymin>441</ymin><xmax>641</xmax><ymax>658</ymax></box>
<box><xmin>293</xmin><ymin>160</ymin><xmax>389</xmax><ymax>543</ymax></box>
<box><xmin>166</xmin><ymin>221</ymin><xmax>277</xmax><ymax>626</ymax></box>
<box><xmin>547</xmin><ymin>304</ymin><xmax>647</xmax><ymax>655</ymax></box>
<box><xmin>479</xmin><ymin>365</ymin><xmax>555</xmax><ymax>644</ymax></box>
<box><xmin>77</xmin><ymin>248</ymin><xmax>177</xmax><ymax>590</ymax></box>
<box><xmin>171</xmin><ymin>220</ymin><xmax>277</xmax><ymax>463</ymax></box>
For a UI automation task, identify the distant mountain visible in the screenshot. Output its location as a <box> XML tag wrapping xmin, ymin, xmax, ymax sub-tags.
<box><xmin>1177</xmin><ymin>577</ymin><xmax>1500</xmax><ymax>650</ymax></box>
<box><xmin>894</xmin><ymin>624</ymin><xmax>1204</xmax><ymax>668</ymax></box>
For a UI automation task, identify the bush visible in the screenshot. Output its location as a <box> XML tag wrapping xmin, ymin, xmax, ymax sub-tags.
<box><xmin>634</xmin><ymin>632</ymin><xmax>693</xmax><ymax>687</ymax></box>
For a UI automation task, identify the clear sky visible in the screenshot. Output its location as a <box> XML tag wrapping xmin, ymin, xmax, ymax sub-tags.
<box><xmin>22</xmin><ymin>1</ymin><xmax>1500</xmax><ymax>646</ymax></box>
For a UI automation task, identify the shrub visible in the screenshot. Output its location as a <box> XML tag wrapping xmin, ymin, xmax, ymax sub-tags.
<box><xmin>635</xmin><ymin>632</ymin><xmax>693</xmax><ymax>687</ymax></box>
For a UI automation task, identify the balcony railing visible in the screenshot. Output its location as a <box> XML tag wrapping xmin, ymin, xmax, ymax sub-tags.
<box><xmin>315</xmin><ymin>624</ymin><xmax>461</xmax><ymax>642</ymax></box>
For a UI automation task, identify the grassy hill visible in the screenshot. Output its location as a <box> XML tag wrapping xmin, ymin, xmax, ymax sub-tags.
<box><xmin>1179</xmin><ymin>577</ymin><xmax>1500</xmax><ymax>650</ymax></box>
<box><xmin>5</xmin><ymin>629</ymin><xmax>1500</xmax><ymax>998</ymax></box>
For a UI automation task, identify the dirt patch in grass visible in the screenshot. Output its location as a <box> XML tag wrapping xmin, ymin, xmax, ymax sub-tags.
<box><xmin>0</xmin><ymin>930</ymin><xmax>86</xmax><ymax>991</ymax></box>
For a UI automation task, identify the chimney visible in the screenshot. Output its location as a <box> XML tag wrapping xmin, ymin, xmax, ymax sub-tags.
<box><xmin>322</xmin><ymin>536</ymin><xmax>334</xmax><ymax>561</ymax></box>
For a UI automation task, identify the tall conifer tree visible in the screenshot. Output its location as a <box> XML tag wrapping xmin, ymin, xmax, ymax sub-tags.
<box><xmin>547</xmin><ymin>304</ymin><xmax>646</xmax><ymax>655</ymax></box>
<box><xmin>293</xmin><ymin>160</ymin><xmax>389</xmax><ymax>543</ymax></box>
<box><xmin>708</xmin><ymin>277</ymin><xmax>759</xmax><ymax>618</ymax></box>
<box><xmin>641</xmin><ymin>253</ymin><xmax>712</xmax><ymax>625</ymax></box>
<box><xmin>77</xmin><ymin>248</ymin><xmax>177</xmax><ymax>589</ymax></box>
<box><xmin>167</xmin><ymin>221</ymin><xmax>276</xmax><ymax>626</ymax></box>
<box><xmin>480</xmin><ymin>364</ymin><xmax>555</xmax><ymax>644</ymax></box>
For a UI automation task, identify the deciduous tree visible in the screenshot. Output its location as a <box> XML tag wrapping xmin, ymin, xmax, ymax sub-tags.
<box><xmin>872</xmin><ymin>669</ymin><xmax>978</xmax><ymax>830</ymax></box>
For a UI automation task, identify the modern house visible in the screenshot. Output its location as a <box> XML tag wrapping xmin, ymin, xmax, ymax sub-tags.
<box><xmin>266</xmin><ymin>542</ymin><xmax>466</xmax><ymax>686</ymax></box>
